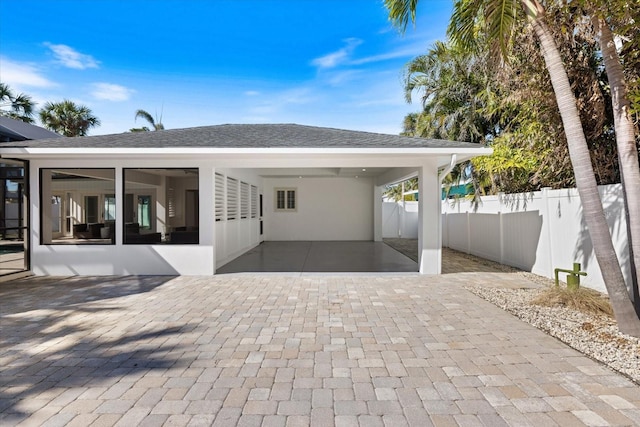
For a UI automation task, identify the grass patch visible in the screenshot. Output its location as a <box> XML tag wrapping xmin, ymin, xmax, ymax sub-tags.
<box><xmin>530</xmin><ymin>286</ymin><xmax>614</xmax><ymax>318</ymax></box>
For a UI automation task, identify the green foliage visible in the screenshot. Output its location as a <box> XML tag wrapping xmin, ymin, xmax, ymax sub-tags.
<box><xmin>0</xmin><ymin>82</ymin><xmax>36</xmax><ymax>123</ymax></box>
<box><xmin>471</xmin><ymin>136</ymin><xmax>543</xmax><ymax>193</ymax></box>
<box><xmin>398</xmin><ymin>0</ymin><xmax>630</xmax><ymax>196</ymax></box>
<box><xmin>383</xmin><ymin>178</ymin><xmax>418</xmax><ymax>202</ymax></box>
<box><xmin>39</xmin><ymin>100</ymin><xmax>100</xmax><ymax>137</ymax></box>
<box><xmin>384</xmin><ymin>0</ymin><xmax>420</xmax><ymax>31</ymax></box>
<box><xmin>402</xmin><ymin>40</ymin><xmax>496</xmax><ymax>144</ymax></box>
<box><xmin>448</xmin><ymin>0</ymin><xmax>520</xmax><ymax>58</ymax></box>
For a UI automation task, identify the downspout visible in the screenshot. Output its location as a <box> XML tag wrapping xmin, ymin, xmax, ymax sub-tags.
<box><xmin>439</xmin><ymin>154</ymin><xmax>457</xmax><ymax>183</ymax></box>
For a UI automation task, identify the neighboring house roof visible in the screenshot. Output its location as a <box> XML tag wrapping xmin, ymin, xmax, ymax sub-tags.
<box><xmin>0</xmin><ymin>116</ymin><xmax>61</xmax><ymax>142</ymax></box>
<box><xmin>0</xmin><ymin>123</ymin><xmax>481</xmax><ymax>149</ymax></box>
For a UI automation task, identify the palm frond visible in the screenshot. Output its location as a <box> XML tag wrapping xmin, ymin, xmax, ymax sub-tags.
<box><xmin>485</xmin><ymin>0</ymin><xmax>519</xmax><ymax>58</ymax></box>
<box><xmin>384</xmin><ymin>0</ymin><xmax>421</xmax><ymax>32</ymax></box>
<box><xmin>448</xmin><ymin>0</ymin><xmax>484</xmax><ymax>52</ymax></box>
<box><xmin>135</xmin><ymin>109</ymin><xmax>155</xmax><ymax>125</ymax></box>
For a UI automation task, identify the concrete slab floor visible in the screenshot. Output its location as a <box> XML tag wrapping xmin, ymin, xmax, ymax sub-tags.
<box><xmin>216</xmin><ymin>241</ymin><xmax>419</xmax><ymax>274</ymax></box>
<box><xmin>1</xmin><ymin>271</ymin><xmax>639</xmax><ymax>426</ymax></box>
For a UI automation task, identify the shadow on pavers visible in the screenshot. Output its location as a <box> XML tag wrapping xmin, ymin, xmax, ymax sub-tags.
<box><xmin>0</xmin><ymin>275</ymin><xmax>188</xmax><ymax>421</ymax></box>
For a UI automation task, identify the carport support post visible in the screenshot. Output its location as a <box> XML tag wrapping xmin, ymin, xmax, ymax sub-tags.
<box><xmin>418</xmin><ymin>160</ymin><xmax>441</xmax><ymax>274</ymax></box>
<box><xmin>373</xmin><ymin>185</ymin><xmax>383</xmax><ymax>242</ymax></box>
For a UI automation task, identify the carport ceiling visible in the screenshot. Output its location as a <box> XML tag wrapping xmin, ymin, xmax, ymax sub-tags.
<box><xmin>255</xmin><ymin>167</ymin><xmax>390</xmax><ymax>178</ymax></box>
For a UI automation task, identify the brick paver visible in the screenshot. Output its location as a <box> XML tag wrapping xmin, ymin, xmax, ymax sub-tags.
<box><xmin>1</xmin><ymin>272</ymin><xmax>639</xmax><ymax>426</ymax></box>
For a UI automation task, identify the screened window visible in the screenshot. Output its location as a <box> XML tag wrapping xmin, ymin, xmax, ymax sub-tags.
<box><xmin>40</xmin><ymin>168</ymin><xmax>115</xmax><ymax>245</ymax></box>
<box><xmin>275</xmin><ymin>188</ymin><xmax>296</xmax><ymax>211</ymax></box>
<box><xmin>124</xmin><ymin>168</ymin><xmax>199</xmax><ymax>244</ymax></box>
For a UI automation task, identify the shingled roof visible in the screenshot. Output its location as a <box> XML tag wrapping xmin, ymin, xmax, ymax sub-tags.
<box><xmin>0</xmin><ymin>116</ymin><xmax>61</xmax><ymax>142</ymax></box>
<box><xmin>0</xmin><ymin>123</ymin><xmax>481</xmax><ymax>149</ymax></box>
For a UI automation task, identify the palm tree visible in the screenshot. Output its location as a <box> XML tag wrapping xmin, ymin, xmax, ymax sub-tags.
<box><xmin>0</xmin><ymin>83</ymin><xmax>36</xmax><ymax>123</ymax></box>
<box><xmin>131</xmin><ymin>109</ymin><xmax>164</xmax><ymax>132</ymax></box>
<box><xmin>403</xmin><ymin>41</ymin><xmax>493</xmax><ymax>143</ymax></box>
<box><xmin>593</xmin><ymin>16</ymin><xmax>640</xmax><ymax>313</ymax></box>
<box><xmin>39</xmin><ymin>100</ymin><xmax>100</xmax><ymax>137</ymax></box>
<box><xmin>385</xmin><ymin>0</ymin><xmax>640</xmax><ymax>336</ymax></box>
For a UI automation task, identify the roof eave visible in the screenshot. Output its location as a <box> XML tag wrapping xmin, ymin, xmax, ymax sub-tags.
<box><xmin>0</xmin><ymin>146</ymin><xmax>492</xmax><ymax>156</ymax></box>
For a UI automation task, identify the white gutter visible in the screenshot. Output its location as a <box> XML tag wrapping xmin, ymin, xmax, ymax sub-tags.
<box><xmin>0</xmin><ymin>147</ymin><xmax>493</xmax><ymax>156</ymax></box>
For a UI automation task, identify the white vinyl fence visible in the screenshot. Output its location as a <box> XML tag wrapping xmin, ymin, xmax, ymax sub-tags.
<box><xmin>383</xmin><ymin>201</ymin><xmax>419</xmax><ymax>239</ymax></box>
<box><xmin>441</xmin><ymin>184</ymin><xmax>630</xmax><ymax>293</ymax></box>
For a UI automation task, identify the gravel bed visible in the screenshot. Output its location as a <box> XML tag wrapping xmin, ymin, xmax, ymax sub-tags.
<box><xmin>466</xmin><ymin>285</ymin><xmax>640</xmax><ymax>384</ymax></box>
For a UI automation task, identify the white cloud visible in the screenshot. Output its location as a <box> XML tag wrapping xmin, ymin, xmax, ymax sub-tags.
<box><xmin>248</xmin><ymin>87</ymin><xmax>317</xmax><ymax>117</ymax></box>
<box><xmin>351</xmin><ymin>46</ymin><xmax>420</xmax><ymax>65</ymax></box>
<box><xmin>44</xmin><ymin>43</ymin><xmax>99</xmax><ymax>69</ymax></box>
<box><xmin>311</xmin><ymin>38</ymin><xmax>363</xmax><ymax>69</ymax></box>
<box><xmin>244</xmin><ymin>90</ymin><xmax>260</xmax><ymax>96</ymax></box>
<box><xmin>324</xmin><ymin>70</ymin><xmax>364</xmax><ymax>86</ymax></box>
<box><xmin>311</xmin><ymin>38</ymin><xmax>426</xmax><ymax>72</ymax></box>
<box><xmin>0</xmin><ymin>57</ymin><xmax>56</xmax><ymax>88</ymax></box>
<box><xmin>90</xmin><ymin>83</ymin><xmax>135</xmax><ymax>101</ymax></box>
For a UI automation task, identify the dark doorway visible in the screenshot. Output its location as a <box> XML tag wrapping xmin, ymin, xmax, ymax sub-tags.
<box><xmin>0</xmin><ymin>159</ymin><xmax>29</xmax><ymax>277</ymax></box>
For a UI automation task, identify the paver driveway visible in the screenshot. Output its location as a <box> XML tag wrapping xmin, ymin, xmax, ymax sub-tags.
<box><xmin>1</xmin><ymin>273</ymin><xmax>639</xmax><ymax>426</ymax></box>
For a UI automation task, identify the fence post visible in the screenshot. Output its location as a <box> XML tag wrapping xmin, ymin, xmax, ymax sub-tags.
<box><xmin>398</xmin><ymin>201</ymin><xmax>403</xmax><ymax>238</ymax></box>
<box><xmin>466</xmin><ymin>211</ymin><xmax>471</xmax><ymax>254</ymax></box>
<box><xmin>499</xmin><ymin>211</ymin><xmax>504</xmax><ymax>264</ymax></box>
<box><xmin>542</xmin><ymin>187</ymin><xmax>554</xmax><ymax>277</ymax></box>
<box><xmin>442</xmin><ymin>212</ymin><xmax>448</xmax><ymax>248</ymax></box>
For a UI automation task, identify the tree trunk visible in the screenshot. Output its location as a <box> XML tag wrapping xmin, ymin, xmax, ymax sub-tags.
<box><xmin>523</xmin><ymin>0</ymin><xmax>640</xmax><ymax>336</ymax></box>
<box><xmin>594</xmin><ymin>17</ymin><xmax>640</xmax><ymax>313</ymax></box>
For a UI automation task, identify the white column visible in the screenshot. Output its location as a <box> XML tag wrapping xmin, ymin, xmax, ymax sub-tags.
<box><xmin>40</xmin><ymin>169</ymin><xmax>52</xmax><ymax>245</ymax></box>
<box><xmin>418</xmin><ymin>159</ymin><xmax>441</xmax><ymax>274</ymax></box>
<box><xmin>114</xmin><ymin>166</ymin><xmax>123</xmax><ymax>245</ymax></box>
<box><xmin>199</xmin><ymin>166</ymin><xmax>216</xmax><ymax>274</ymax></box>
<box><xmin>373</xmin><ymin>185</ymin><xmax>383</xmax><ymax>242</ymax></box>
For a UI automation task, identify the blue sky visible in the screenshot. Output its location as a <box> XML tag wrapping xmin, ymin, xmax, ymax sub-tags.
<box><xmin>0</xmin><ymin>0</ymin><xmax>452</xmax><ymax>136</ymax></box>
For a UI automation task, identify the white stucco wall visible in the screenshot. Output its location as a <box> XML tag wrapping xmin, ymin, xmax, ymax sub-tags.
<box><xmin>263</xmin><ymin>177</ymin><xmax>373</xmax><ymax>241</ymax></box>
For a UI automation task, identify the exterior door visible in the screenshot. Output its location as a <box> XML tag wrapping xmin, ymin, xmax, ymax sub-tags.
<box><xmin>259</xmin><ymin>194</ymin><xmax>264</xmax><ymax>242</ymax></box>
<box><xmin>0</xmin><ymin>159</ymin><xmax>29</xmax><ymax>276</ymax></box>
